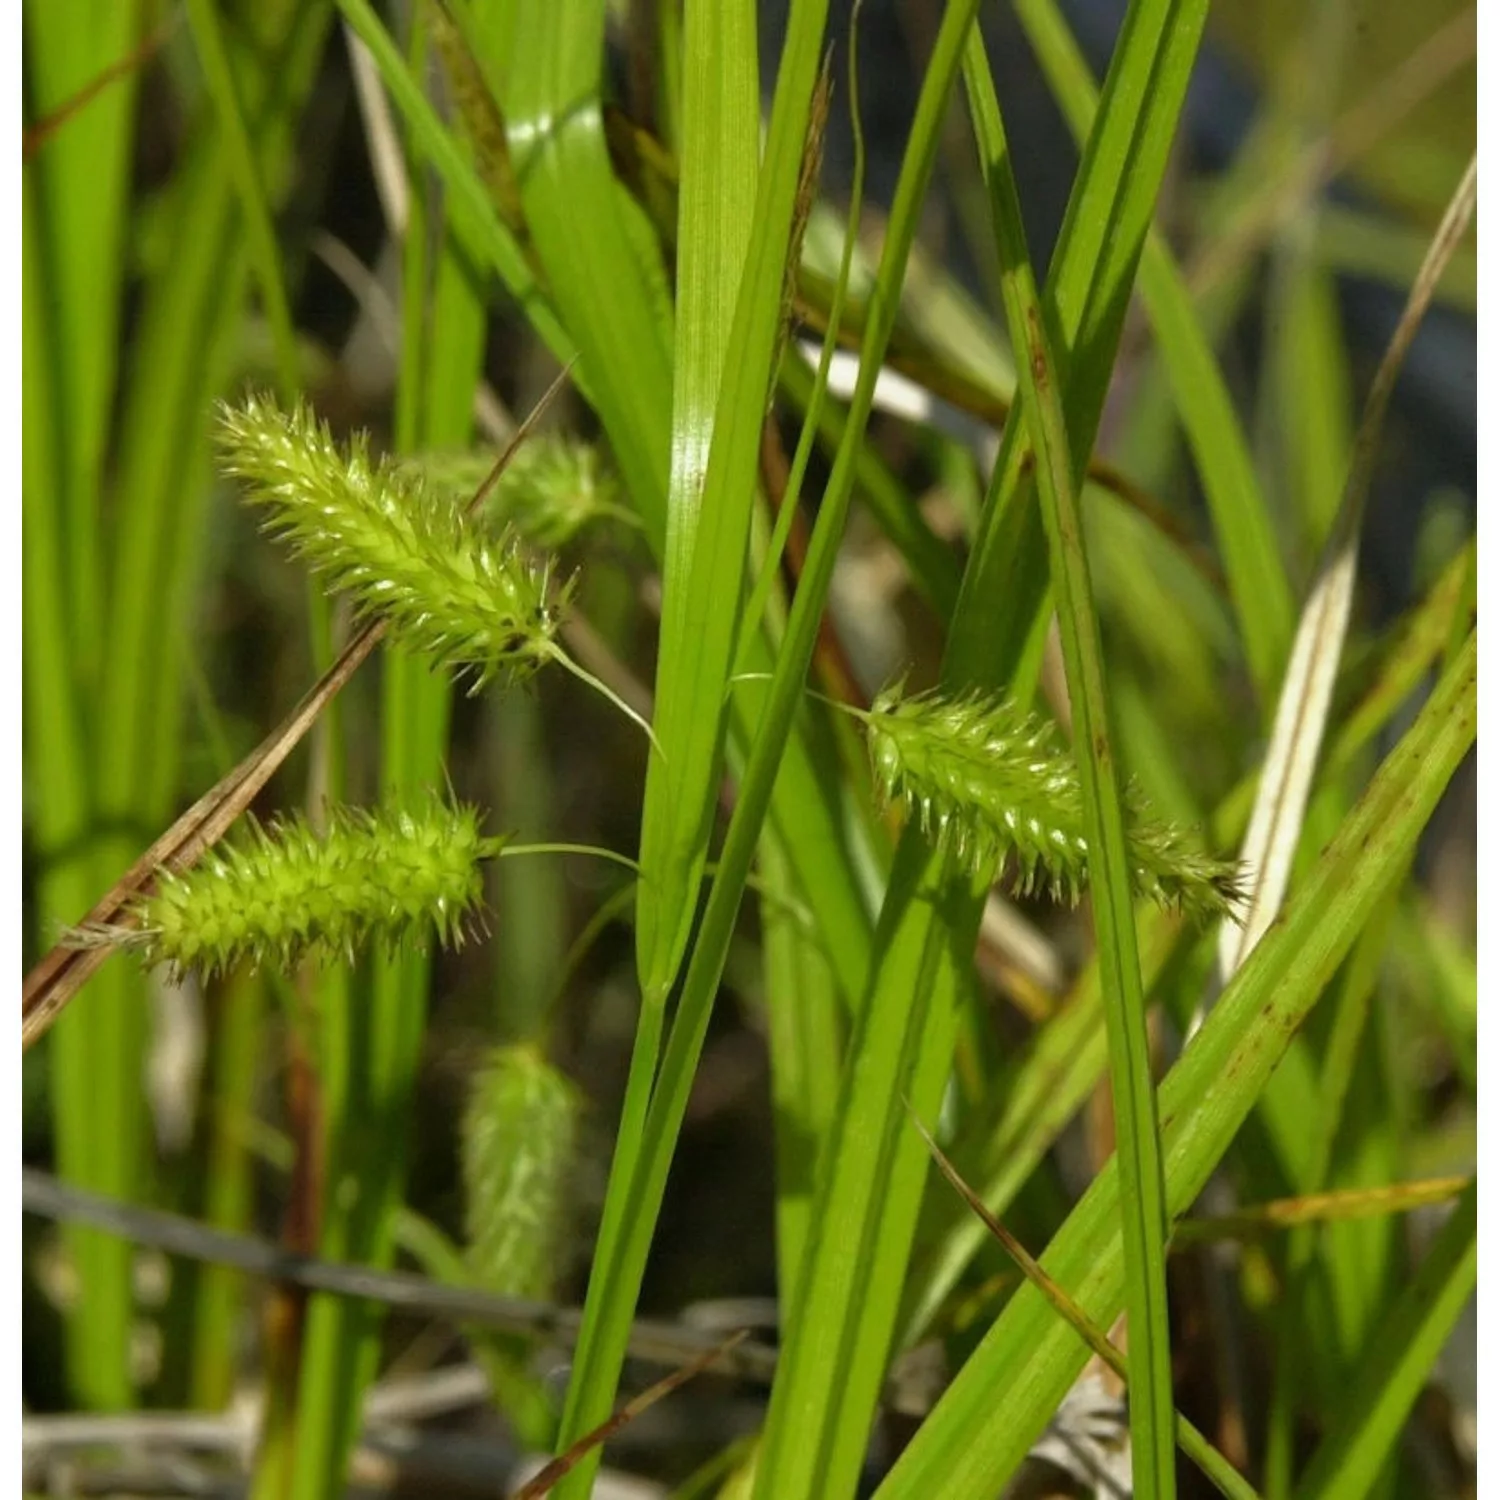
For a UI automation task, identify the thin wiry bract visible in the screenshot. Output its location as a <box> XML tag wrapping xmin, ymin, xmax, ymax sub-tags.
<box><xmin>864</xmin><ymin>686</ymin><xmax>1242</xmax><ymax>923</ymax></box>
<box><xmin>217</xmin><ymin>394</ymin><xmax>564</xmax><ymax>691</ymax></box>
<box><xmin>115</xmin><ymin>796</ymin><xmax>497</xmax><ymax>980</ymax></box>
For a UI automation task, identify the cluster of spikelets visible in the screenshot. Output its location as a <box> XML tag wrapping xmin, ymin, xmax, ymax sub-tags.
<box><xmin>217</xmin><ymin>394</ymin><xmax>564</xmax><ymax>692</ymax></box>
<box><xmin>403</xmin><ymin>433</ymin><xmax>638</xmax><ymax>552</ymax></box>
<box><xmin>862</xmin><ymin>686</ymin><xmax>1242</xmax><ymax>923</ymax></box>
<box><xmin>462</xmin><ymin>1044</ymin><xmax>583</xmax><ymax>1303</ymax></box>
<box><xmin>91</xmin><ymin>797</ymin><xmax>501</xmax><ymax>981</ymax></box>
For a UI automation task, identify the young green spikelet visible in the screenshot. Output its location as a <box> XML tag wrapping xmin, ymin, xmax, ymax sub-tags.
<box><xmin>217</xmin><ymin>394</ymin><xmax>563</xmax><ymax>691</ymax></box>
<box><xmin>403</xmin><ymin>434</ymin><xmax>638</xmax><ymax>551</ymax></box>
<box><xmin>105</xmin><ymin>796</ymin><xmax>499</xmax><ymax>981</ymax></box>
<box><xmin>863</xmin><ymin>686</ymin><xmax>1242</xmax><ymax>922</ymax></box>
<box><xmin>462</xmin><ymin>1044</ymin><xmax>583</xmax><ymax>1302</ymax></box>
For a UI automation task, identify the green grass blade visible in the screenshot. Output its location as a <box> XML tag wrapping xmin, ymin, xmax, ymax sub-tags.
<box><xmin>759</xmin><ymin>834</ymin><xmax>843</xmax><ymax>1307</ymax></box>
<box><xmin>23</xmin><ymin>166</ymin><xmax>129</xmax><ymax>1409</ymax></box>
<box><xmin>25</xmin><ymin>0</ymin><xmax>148</xmax><ymax>1410</ymax></box>
<box><xmin>900</xmin><ymin>908</ymin><xmax>1180</xmax><ymax>1345</ymax></box>
<box><xmin>286</xmin><ymin>24</ymin><xmax>484</xmax><ymax>1493</ymax></box>
<box><xmin>553</xmin><ymin>8</ymin><xmax>979</xmax><ymax>1495</ymax></box>
<box><xmin>1294</xmin><ymin>1182</ymin><xmax>1476</xmax><ymax>1500</ymax></box>
<box><xmin>946</xmin><ymin>0</ymin><xmax>1208</xmax><ymax>694</ymax></box>
<box><xmin>632</xmin><ymin>0</ymin><xmax>812</xmax><ymax>1004</ymax></box>
<box><xmin>739</xmin><ymin>12</ymin><xmax>1003</xmax><ymax>1497</ymax></box>
<box><xmin>490</xmin><ymin>0</ymin><xmax>877</xmax><ymax>1027</ymax></box>
<box><xmin>24</xmin><ymin>0</ymin><xmax>142</xmax><ymax>653</ymax></box>
<box><xmin>182</xmin><ymin>0</ymin><xmax>301</xmax><ymax>399</ymax></box>
<box><xmin>877</xmin><ymin>630</ymin><xmax>1475</xmax><ymax>1498</ymax></box>
<box><xmin>504</xmin><ymin>0</ymin><xmax>674</xmax><ymax>534</ymax></box>
<box><xmin>961</xmin><ymin>31</ymin><xmax>1175</xmax><ymax>1490</ymax></box>
<box><xmin>1013</xmin><ymin>0</ymin><xmax>1295</xmax><ymax>706</ymax></box>
<box><xmin>26</xmin><ymin>0</ymin><xmax>331</xmax><ymax>1411</ymax></box>
<box><xmin>738</xmin><ymin>72</ymin><xmax>868</xmax><ymax>672</ymax></box>
<box><xmin>550</xmin><ymin>4</ymin><xmax>830</xmax><ymax>1489</ymax></box>
<box><xmin>750</xmin><ymin>0</ymin><xmax>1210</xmax><ymax>1493</ymax></box>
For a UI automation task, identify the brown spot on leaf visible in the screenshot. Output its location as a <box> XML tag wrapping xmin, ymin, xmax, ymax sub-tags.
<box><xmin>1026</xmin><ymin>307</ymin><xmax>1049</xmax><ymax>388</ymax></box>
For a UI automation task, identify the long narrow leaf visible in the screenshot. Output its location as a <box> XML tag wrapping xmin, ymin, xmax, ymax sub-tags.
<box><xmin>1014</xmin><ymin>0</ymin><xmax>1295</xmax><ymax>705</ymax></box>
<box><xmin>632</xmin><ymin>0</ymin><xmax>817</xmax><ymax>1004</ymax></box>
<box><xmin>962</xmin><ymin>32</ymin><xmax>1177</xmax><ymax>1492</ymax></box>
<box><xmin>549</xmin><ymin>5</ymin><xmax>856</xmax><ymax>1492</ymax></box>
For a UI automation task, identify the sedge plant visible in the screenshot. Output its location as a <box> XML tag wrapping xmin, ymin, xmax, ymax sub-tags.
<box><xmin>22</xmin><ymin>3</ymin><xmax>1476</xmax><ymax>1499</ymax></box>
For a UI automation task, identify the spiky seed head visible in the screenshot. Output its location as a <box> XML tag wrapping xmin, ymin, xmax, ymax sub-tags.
<box><xmin>88</xmin><ymin>795</ymin><xmax>499</xmax><ymax>981</ymax></box>
<box><xmin>462</xmin><ymin>1044</ymin><xmax>582</xmax><ymax>1301</ymax></box>
<box><xmin>217</xmin><ymin>394</ymin><xmax>565</xmax><ymax>692</ymax></box>
<box><xmin>402</xmin><ymin>434</ymin><xmax>632</xmax><ymax>551</ymax></box>
<box><xmin>865</xmin><ymin>686</ymin><xmax>1242</xmax><ymax>922</ymax></box>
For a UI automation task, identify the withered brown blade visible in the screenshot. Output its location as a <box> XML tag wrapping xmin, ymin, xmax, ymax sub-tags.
<box><xmin>905</xmin><ymin>1100</ymin><xmax>1125</xmax><ymax>1381</ymax></box>
<box><xmin>1172</xmin><ymin>1174</ymin><xmax>1473</xmax><ymax>1246</ymax></box>
<box><xmin>508</xmin><ymin>1330</ymin><xmax>748</xmax><ymax>1499</ymax></box>
<box><xmin>426</xmin><ymin>0</ymin><xmax>527</xmax><ymax>235</ymax></box>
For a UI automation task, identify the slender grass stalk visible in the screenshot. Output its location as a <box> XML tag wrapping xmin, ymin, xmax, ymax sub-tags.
<box><xmin>962</xmin><ymin>31</ymin><xmax>1177</xmax><ymax>1491</ymax></box>
<box><xmin>181</xmin><ymin>0</ymin><xmax>300</xmax><ymax>403</ymax></box>
<box><xmin>735</xmin><ymin>26</ymin><xmax>866</xmax><ymax>680</ymax></box>
<box><xmin>285</xmin><ymin>26</ymin><xmax>487</xmax><ymax>1484</ymax></box>
<box><xmin>25</xmin><ymin>0</ymin><xmax>150</xmax><ymax>1411</ymax></box>
<box><xmin>753</xmin><ymin>5</ymin><xmax>1211</xmax><ymax>1497</ymax></box>
<box><xmin>549</xmin><ymin>2</ymin><xmax>781</xmax><ymax>1490</ymax></box>
<box><xmin>25</xmin><ymin>0</ymin><xmax>333</xmax><ymax>1412</ymax></box>
<box><xmin>632</xmin><ymin>0</ymin><xmax>796</xmax><ymax>1009</ymax></box>
<box><xmin>1013</xmin><ymin>0</ymin><xmax>1294</xmax><ymax>708</ymax></box>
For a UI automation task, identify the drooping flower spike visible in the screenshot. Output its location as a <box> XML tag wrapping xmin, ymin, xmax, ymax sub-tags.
<box><xmin>401</xmin><ymin>434</ymin><xmax>640</xmax><ymax>551</ymax></box>
<box><xmin>463</xmin><ymin>1043</ymin><xmax>583</xmax><ymax>1303</ymax></box>
<box><xmin>69</xmin><ymin>796</ymin><xmax>500</xmax><ymax>981</ymax></box>
<box><xmin>856</xmin><ymin>685</ymin><xmax>1243</xmax><ymax>924</ymax></box>
<box><xmin>217</xmin><ymin>395</ymin><xmax>658</xmax><ymax>749</ymax></box>
<box><xmin>62</xmin><ymin>794</ymin><xmax>645</xmax><ymax>983</ymax></box>
<box><xmin>218</xmin><ymin>394</ymin><xmax>561</xmax><ymax>692</ymax></box>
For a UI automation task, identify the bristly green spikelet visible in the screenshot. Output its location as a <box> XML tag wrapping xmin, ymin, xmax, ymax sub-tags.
<box><xmin>216</xmin><ymin>393</ymin><xmax>564</xmax><ymax>692</ymax></box>
<box><xmin>863</xmin><ymin>686</ymin><xmax>1242</xmax><ymax>923</ymax></box>
<box><xmin>462</xmin><ymin>1044</ymin><xmax>582</xmax><ymax>1302</ymax></box>
<box><xmin>83</xmin><ymin>796</ymin><xmax>501</xmax><ymax>981</ymax></box>
<box><xmin>403</xmin><ymin>434</ymin><xmax>639</xmax><ymax>551</ymax></box>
